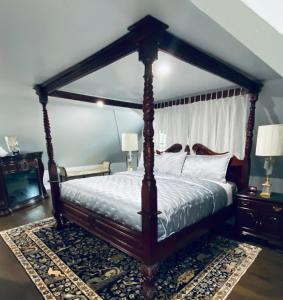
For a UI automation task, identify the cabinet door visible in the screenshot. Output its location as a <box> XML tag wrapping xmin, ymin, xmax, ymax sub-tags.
<box><xmin>237</xmin><ymin>208</ymin><xmax>259</xmax><ymax>231</ymax></box>
<box><xmin>259</xmin><ymin>214</ymin><xmax>283</xmax><ymax>239</ymax></box>
<box><xmin>4</xmin><ymin>169</ymin><xmax>40</xmax><ymax>208</ymax></box>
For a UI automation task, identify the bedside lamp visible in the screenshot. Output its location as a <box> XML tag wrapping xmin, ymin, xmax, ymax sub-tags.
<box><xmin>122</xmin><ymin>133</ymin><xmax>138</xmax><ymax>171</ymax></box>
<box><xmin>256</xmin><ymin>124</ymin><xmax>283</xmax><ymax>198</ymax></box>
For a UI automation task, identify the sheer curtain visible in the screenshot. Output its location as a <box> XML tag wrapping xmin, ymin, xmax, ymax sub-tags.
<box><xmin>154</xmin><ymin>105</ymin><xmax>189</xmax><ymax>148</ymax></box>
<box><xmin>154</xmin><ymin>94</ymin><xmax>249</xmax><ymax>159</ymax></box>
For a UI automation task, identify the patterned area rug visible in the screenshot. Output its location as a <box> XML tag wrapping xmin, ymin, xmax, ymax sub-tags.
<box><xmin>0</xmin><ymin>218</ymin><xmax>261</xmax><ymax>300</ymax></box>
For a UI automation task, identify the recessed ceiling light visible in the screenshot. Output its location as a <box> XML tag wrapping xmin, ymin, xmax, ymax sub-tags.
<box><xmin>96</xmin><ymin>100</ymin><xmax>104</xmax><ymax>107</ymax></box>
<box><xmin>155</xmin><ymin>62</ymin><xmax>171</xmax><ymax>76</ymax></box>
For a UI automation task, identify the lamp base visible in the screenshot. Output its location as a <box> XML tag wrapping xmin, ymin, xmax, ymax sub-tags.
<box><xmin>260</xmin><ymin>191</ymin><xmax>271</xmax><ymax>199</ymax></box>
<box><xmin>127</xmin><ymin>151</ymin><xmax>133</xmax><ymax>172</ymax></box>
<box><xmin>260</xmin><ymin>176</ymin><xmax>271</xmax><ymax>199</ymax></box>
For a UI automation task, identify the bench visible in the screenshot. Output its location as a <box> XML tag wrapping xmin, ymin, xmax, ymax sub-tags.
<box><xmin>58</xmin><ymin>161</ymin><xmax>111</xmax><ymax>182</ymax></box>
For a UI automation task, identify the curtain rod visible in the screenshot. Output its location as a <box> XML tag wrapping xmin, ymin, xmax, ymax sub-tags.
<box><xmin>154</xmin><ymin>87</ymin><xmax>249</xmax><ymax>109</ymax></box>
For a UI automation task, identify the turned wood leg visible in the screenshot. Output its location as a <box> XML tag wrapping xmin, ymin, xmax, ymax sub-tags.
<box><xmin>0</xmin><ymin>207</ymin><xmax>11</xmax><ymax>216</ymax></box>
<box><xmin>53</xmin><ymin>210</ymin><xmax>63</xmax><ymax>230</ymax></box>
<box><xmin>61</xmin><ymin>215</ymin><xmax>68</xmax><ymax>226</ymax></box>
<box><xmin>141</xmin><ymin>263</ymin><xmax>159</xmax><ymax>300</ymax></box>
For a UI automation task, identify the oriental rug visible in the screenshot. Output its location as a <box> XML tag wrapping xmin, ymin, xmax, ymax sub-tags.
<box><xmin>0</xmin><ymin>218</ymin><xmax>261</xmax><ymax>300</ymax></box>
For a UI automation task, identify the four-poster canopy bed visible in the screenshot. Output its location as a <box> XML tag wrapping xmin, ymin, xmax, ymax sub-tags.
<box><xmin>34</xmin><ymin>15</ymin><xmax>262</xmax><ymax>299</ymax></box>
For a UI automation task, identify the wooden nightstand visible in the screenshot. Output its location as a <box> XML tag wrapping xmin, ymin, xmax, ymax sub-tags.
<box><xmin>236</xmin><ymin>189</ymin><xmax>283</xmax><ymax>247</ymax></box>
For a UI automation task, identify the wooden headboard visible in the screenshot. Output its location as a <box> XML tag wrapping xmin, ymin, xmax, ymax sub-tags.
<box><xmin>156</xmin><ymin>143</ymin><xmax>190</xmax><ymax>154</ymax></box>
<box><xmin>192</xmin><ymin>143</ymin><xmax>248</xmax><ymax>191</ymax></box>
<box><xmin>156</xmin><ymin>143</ymin><xmax>183</xmax><ymax>154</ymax></box>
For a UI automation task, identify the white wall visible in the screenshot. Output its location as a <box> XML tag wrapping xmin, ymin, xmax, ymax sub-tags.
<box><xmin>249</xmin><ymin>78</ymin><xmax>283</xmax><ymax>193</ymax></box>
<box><xmin>0</xmin><ymin>82</ymin><xmax>143</xmax><ymax>170</ymax></box>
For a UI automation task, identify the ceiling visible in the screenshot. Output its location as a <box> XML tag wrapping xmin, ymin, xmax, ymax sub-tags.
<box><xmin>0</xmin><ymin>0</ymin><xmax>279</xmax><ymax>102</ymax></box>
<box><xmin>63</xmin><ymin>51</ymin><xmax>234</xmax><ymax>102</ymax></box>
<box><xmin>192</xmin><ymin>0</ymin><xmax>283</xmax><ymax>80</ymax></box>
<box><xmin>241</xmin><ymin>0</ymin><xmax>283</xmax><ymax>36</ymax></box>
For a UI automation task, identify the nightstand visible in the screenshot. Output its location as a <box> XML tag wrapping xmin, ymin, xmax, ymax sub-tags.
<box><xmin>236</xmin><ymin>189</ymin><xmax>283</xmax><ymax>247</ymax></box>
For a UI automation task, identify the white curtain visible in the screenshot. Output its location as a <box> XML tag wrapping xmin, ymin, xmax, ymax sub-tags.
<box><xmin>154</xmin><ymin>94</ymin><xmax>249</xmax><ymax>159</ymax></box>
<box><xmin>154</xmin><ymin>105</ymin><xmax>189</xmax><ymax>148</ymax></box>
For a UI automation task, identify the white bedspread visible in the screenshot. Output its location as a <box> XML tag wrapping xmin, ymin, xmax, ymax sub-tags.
<box><xmin>60</xmin><ymin>171</ymin><xmax>235</xmax><ymax>241</ymax></box>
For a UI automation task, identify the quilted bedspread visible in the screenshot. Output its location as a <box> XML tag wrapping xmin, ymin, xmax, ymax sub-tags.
<box><xmin>60</xmin><ymin>171</ymin><xmax>234</xmax><ymax>241</ymax></box>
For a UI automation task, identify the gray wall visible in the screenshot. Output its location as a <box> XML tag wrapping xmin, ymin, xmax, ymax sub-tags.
<box><xmin>0</xmin><ymin>84</ymin><xmax>143</xmax><ymax>170</ymax></box>
<box><xmin>250</xmin><ymin>78</ymin><xmax>283</xmax><ymax>193</ymax></box>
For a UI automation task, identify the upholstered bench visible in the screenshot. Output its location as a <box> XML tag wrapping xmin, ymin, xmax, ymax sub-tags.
<box><xmin>58</xmin><ymin>161</ymin><xmax>111</xmax><ymax>182</ymax></box>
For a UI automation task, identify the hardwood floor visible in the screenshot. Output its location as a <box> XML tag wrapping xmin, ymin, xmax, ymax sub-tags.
<box><xmin>0</xmin><ymin>198</ymin><xmax>282</xmax><ymax>300</ymax></box>
<box><xmin>0</xmin><ymin>198</ymin><xmax>52</xmax><ymax>300</ymax></box>
<box><xmin>228</xmin><ymin>247</ymin><xmax>283</xmax><ymax>300</ymax></box>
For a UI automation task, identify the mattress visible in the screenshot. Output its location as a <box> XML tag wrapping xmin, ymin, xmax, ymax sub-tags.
<box><xmin>60</xmin><ymin>171</ymin><xmax>235</xmax><ymax>241</ymax></box>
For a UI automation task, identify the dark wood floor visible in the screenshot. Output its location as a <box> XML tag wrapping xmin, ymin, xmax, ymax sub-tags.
<box><xmin>0</xmin><ymin>198</ymin><xmax>282</xmax><ymax>300</ymax></box>
<box><xmin>0</xmin><ymin>199</ymin><xmax>52</xmax><ymax>300</ymax></box>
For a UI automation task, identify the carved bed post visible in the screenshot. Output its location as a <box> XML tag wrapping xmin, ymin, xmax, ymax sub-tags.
<box><xmin>243</xmin><ymin>93</ymin><xmax>259</xmax><ymax>188</ymax></box>
<box><xmin>127</xmin><ymin>17</ymin><xmax>168</xmax><ymax>299</ymax></box>
<box><xmin>245</xmin><ymin>94</ymin><xmax>258</xmax><ymax>158</ymax></box>
<box><xmin>35</xmin><ymin>85</ymin><xmax>62</xmax><ymax>229</ymax></box>
<box><xmin>138</xmin><ymin>38</ymin><xmax>159</xmax><ymax>299</ymax></box>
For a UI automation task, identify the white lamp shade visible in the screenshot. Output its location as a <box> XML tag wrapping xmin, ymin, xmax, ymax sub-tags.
<box><xmin>256</xmin><ymin>124</ymin><xmax>283</xmax><ymax>156</ymax></box>
<box><xmin>121</xmin><ymin>133</ymin><xmax>138</xmax><ymax>151</ymax></box>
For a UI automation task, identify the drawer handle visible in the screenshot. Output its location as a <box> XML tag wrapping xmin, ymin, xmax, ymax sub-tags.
<box><xmin>272</xmin><ymin>206</ymin><xmax>282</xmax><ymax>212</ymax></box>
<box><xmin>240</xmin><ymin>200</ymin><xmax>250</xmax><ymax>206</ymax></box>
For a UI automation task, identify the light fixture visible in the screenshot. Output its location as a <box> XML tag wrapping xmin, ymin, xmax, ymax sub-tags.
<box><xmin>121</xmin><ymin>133</ymin><xmax>138</xmax><ymax>171</ymax></box>
<box><xmin>256</xmin><ymin>124</ymin><xmax>283</xmax><ymax>198</ymax></box>
<box><xmin>155</xmin><ymin>61</ymin><xmax>171</xmax><ymax>76</ymax></box>
<box><xmin>96</xmin><ymin>100</ymin><xmax>104</xmax><ymax>107</ymax></box>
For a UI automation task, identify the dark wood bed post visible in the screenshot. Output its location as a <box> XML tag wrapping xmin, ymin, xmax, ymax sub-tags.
<box><xmin>128</xmin><ymin>16</ymin><xmax>168</xmax><ymax>299</ymax></box>
<box><xmin>139</xmin><ymin>38</ymin><xmax>159</xmax><ymax>299</ymax></box>
<box><xmin>35</xmin><ymin>85</ymin><xmax>62</xmax><ymax>229</ymax></box>
<box><xmin>245</xmin><ymin>94</ymin><xmax>258</xmax><ymax>158</ymax></box>
<box><xmin>243</xmin><ymin>93</ymin><xmax>259</xmax><ymax>188</ymax></box>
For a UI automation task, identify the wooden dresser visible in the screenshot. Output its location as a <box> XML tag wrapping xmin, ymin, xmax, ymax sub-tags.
<box><xmin>0</xmin><ymin>152</ymin><xmax>47</xmax><ymax>216</ymax></box>
<box><xmin>236</xmin><ymin>189</ymin><xmax>283</xmax><ymax>247</ymax></box>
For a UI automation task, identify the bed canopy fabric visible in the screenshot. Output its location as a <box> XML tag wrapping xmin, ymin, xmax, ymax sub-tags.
<box><xmin>154</xmin><ymin>91</ymin><xmax>250</xmax><ymax>159</ymax></box>
<box><xmin>34</xmin><ymin>15</ymin><xmax>262</xmax><ymax>299</ymax></box>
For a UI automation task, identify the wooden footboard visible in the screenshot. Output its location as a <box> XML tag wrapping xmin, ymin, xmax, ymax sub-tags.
<box><xmin>61</xmin><ymin>199</ymin><xmax>143</xmax><ymax>261</ymax></box>
<box><xmin>60</xmin><ymin>198</ymin><xmax>235</xmax><ymax>264</ymax></box>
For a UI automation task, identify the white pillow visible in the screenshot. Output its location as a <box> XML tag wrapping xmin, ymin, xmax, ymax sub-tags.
<box><xmin>182</xmin><ymin>153</ymin><xmax>232</xmax><ymax>182</ymax></box>
<box><xmin>138</xmin><ymin>152</ymin><xmax>187</xmax><ymax>176</ymax></box>
<box><xmin>156</xmin><ymin>152</ymin><xmax>187</xmax><ymax>175</ymax></box>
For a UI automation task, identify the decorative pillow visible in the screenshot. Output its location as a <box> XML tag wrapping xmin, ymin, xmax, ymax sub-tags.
<box><xmin>138</xmin><ymin>152</ymin><xmax>187</xmax><ymax>176</ymax></box>
<box><xmin>182</xmin><ymin>153</ymin><xmax>232</xmax><ymax>182</ymax></box>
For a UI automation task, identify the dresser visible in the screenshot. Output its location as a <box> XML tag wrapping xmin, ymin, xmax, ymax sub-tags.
<box><xmin>236</xmin><ymin>189</ymin><xmax>283</xmax><ymax>247</ymax></box>
<box><xmin>0</xmin><ymin>152</ymin><xmax>47</xmax><ymax>216</ymax></box>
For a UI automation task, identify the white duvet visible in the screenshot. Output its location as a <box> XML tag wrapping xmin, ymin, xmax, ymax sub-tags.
<box><xmin>60</xmin><ymin>171</ymin><xmax>234</xmax><ymax>241</ymax></box>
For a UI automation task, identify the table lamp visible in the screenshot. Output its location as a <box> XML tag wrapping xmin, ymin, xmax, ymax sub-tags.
<box><xmin>256</xmin><ymin>124</ymin><xmax>283</xmax><ymax>198</ymax></box>
<box><xmin>4</xmin><ymin>136</ymin><xmax>20</xmax><ymax>154</ymax></box>
<box><xmin>122</xmin><ymin>133</ymin><xmax>138</xmax><ymax>171</ymax></box>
